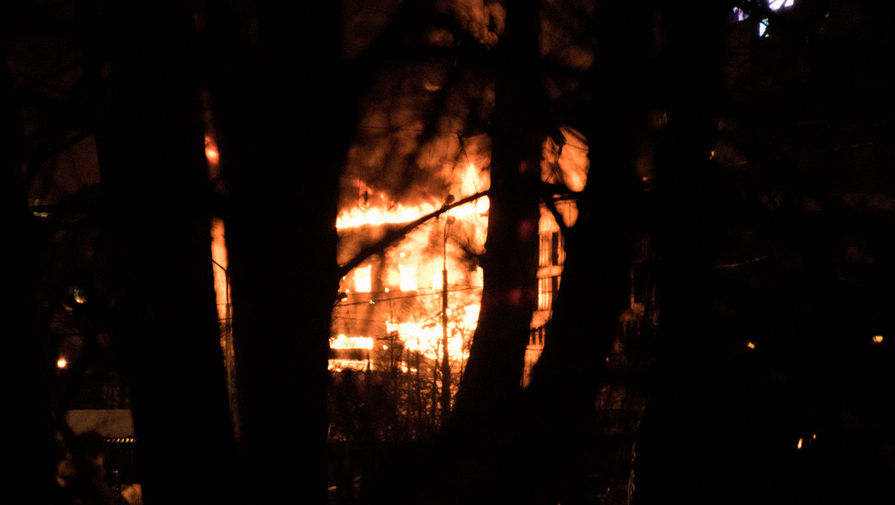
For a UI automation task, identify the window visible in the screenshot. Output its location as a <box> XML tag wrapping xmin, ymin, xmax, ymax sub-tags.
<box><xmin>538</xmin><ymin>275</ymin><xmax>561</xmax><ymax>311</ymax></box>
<box><xmin>399</xmin><ymin>265</ymin><xmax>417</xmax><ymax>291</ymax></box>
<box><xmin>354</xmin><ymin>265</ymin><xmax>372</xmax><ymax>293</ymax></box>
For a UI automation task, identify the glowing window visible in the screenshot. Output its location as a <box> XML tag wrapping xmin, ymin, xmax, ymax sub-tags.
<box><xmin>399</xmin><ymin>265</ymin><xmax>417</xmax><ymax>292</ymax></box>
<box><xmin>538</xmin><ymin>276</ymin><xmax>560</xmax><ymax>310</ymax></box>
<box><xmin>539</xmin><ymin>234</ymin><xmax>551</xmax><ymax>267</ymax></box>
<box><xmin>354</xmin><ymin>265</ymin><xmax>372</xmax><ymax>293</ymax></box>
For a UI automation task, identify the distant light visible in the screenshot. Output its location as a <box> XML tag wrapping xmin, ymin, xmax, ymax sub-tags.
<box><xmin>732</xmin><ymin>6</ymin><xmax>749</xmax><ymax>21</ymax></box>
<box><xmin>72</xmin><ymin>288</ymin><xmax>86</xmax><ymax>304</ymax></box>
<box><xmin>769</xmin><ymin>0</ymin><xmax>795</xmax><ymax>11</ymax></box>
<box><xmin>204</xmin><ymin>135</ymin><xmax>220</xmax><ymax>164</ymax></box>
<box><xmin>57</xmin><ymin>357</ymin><xmax>68</xmax><ymax>369</ymax></box>
<box><xmin>709</xmin><ymin>150</ymin><xmax>716</xmax><ymax>160</ymax></box>
<box><xmin>872</xmin><ymin>334</ymin><xmax>884</xmax><ymax>344</ymax></box>
<box><xmin>384</xmin><ymin>287</ymin><xmax>390</xmax><ymax>293</ymax></box>
<box><xmin>747</xmin><ymin>341</ymin><xmax>756</xmax><ymax>350</ymax></box>
<box><xmin>205</xmin><ymin>146</ymin><xmax>219</xmax><ymax>163</ymax></box>
<box><xmin>796</xmin><ymin>437</ymin><xmax>803</xmax><ymax>450</ymax></box>
<box><xmin>812</xmin><ymin>433</ymin><xmax>816</xmax><ymax>440</ymax></box>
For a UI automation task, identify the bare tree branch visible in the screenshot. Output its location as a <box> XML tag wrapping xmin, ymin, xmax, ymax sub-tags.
<box><xmin>337</xmin><ymin>189</ymin><xmax>489</xmax><ymax>279</ymax></box>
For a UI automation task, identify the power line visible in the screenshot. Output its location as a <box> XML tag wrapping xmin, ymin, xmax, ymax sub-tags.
<box><xmin>336</xmin><ymin>285</ymin><xmax>483</xmax><ymax>306</ymax></box>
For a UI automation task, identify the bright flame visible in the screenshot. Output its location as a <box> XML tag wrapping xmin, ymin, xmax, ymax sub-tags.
<box><xmin>210</xmin><ymin>218</ymin><xmax>231</xmax><ymax>322</ymax></box>
<box><xmin>747</xmin><ymin>341</ymin><xmax>756</xmax><ymax>350</ymax></box>
<box><xmin>336</xmin><ymin>197</ymin><xmax>489</xmax><ymax>230</ymax></box>
<box><xmin>872</xmin><ymin>334</ymin><xmax>884</xmax><ymax>344</ymax></box>
<box><xmin>354</xmin><ymin>266</ymin><xmax>372</xmax><ymax>293</ymax></box>
<box><xmin>330</xmin><ymin>334</ymin><xmax>374</xmax><ymax>350</ymax></box>
<box><xmin>541</xmin><ymin>126</ymin><xmax>589</xmax><ymax>194</ymax></box>
<box><xmin>386</xmin><ymin>304</ymin><xmax>479</xmax><ymax>362</ymax></box>
<box><xmin>336</xmin><ymin>166</ymin><xmax>489</xmax><ymax>232</ymax></box>
<box><xmin>204</xmin><ymin>135</ymin><xmax>220</xmax><ymax>165</ymax></box>
<box><xmin>328</xmin><ymin>359</ymin><xmax>369</xmax><ymax>372</ymax></box>
<box><xmin>57</xmin><ymin>357</ymin><xmax>68</xmax><ymax>369</ymax></box>
<box><xmin>328</xmin><ymin>335</ymin><xmax>373</xmax><ymax>371</ymax></box>
<box><xmin>399</xmin><ymin>265</ymin><xmax>418</xmax><ymax>291</ymax></box>
<box><xmin>797</xmin><ymin>438</ymin><xmax>803</xmax><ymax>450</ymax></box>
<box><xmin>333</xmin><ymin>160</ymin><xmax>489</xmax><ymax>375</ymax></box>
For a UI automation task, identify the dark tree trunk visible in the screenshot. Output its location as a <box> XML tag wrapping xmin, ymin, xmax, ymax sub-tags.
<box><xmin>1</xmin><ymin>24</ymin><xmax>58</xmax><ymax>504</ymax></box>
<box><xmin>632</xmin><ymin>2</ymin><xmax>731</xmax><ymax>503</ymax></box>
<box><xmin>93</xmin><ymin>3</ymin><xmax>237</xmax><ymax>504</ymax></box>
<box><xmin>521</xmin><ymin>3</ymin><xmax>654</xmax><ymax>503</ymax></box>
<box><xmin>204</xmin><ymin>2</ymin><xmax>346</xmax><ymax>503</ymax></box>
<box><xmin>452</xmin><ymin>0</ymin><xmax>544</xmax><ymax>428</ymax></box>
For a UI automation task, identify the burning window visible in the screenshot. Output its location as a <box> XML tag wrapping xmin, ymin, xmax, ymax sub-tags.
<box><xmin>539</xmin><ymin>229</ymin><xmax>565</xmax><ymax>268</ymax></box>
<box><xmin>399</xmin><ymin>265</ymin><xmax>417</xmax><ymax>292</ymax></box>
<box><xmin>551</xmin><ymin>231</ymin><xmax>562</xmax><ymax>266</ymax></box>
<box><xmin>538</xmin><ymin>276</ymin><xmax>560</xmax><ymax>311</ymax></box>
<box><xmin>539</xmin><ymin>234</ymin><xmax>551</xmax><ymax>267</ymax></box>
<box><xmin>354</xmin><ymin>265</ymin><xmax>372</xmax><ymax>293</ymax></box>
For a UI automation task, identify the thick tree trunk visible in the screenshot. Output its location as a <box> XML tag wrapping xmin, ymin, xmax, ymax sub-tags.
<box><xmin>1</xmin><ymin>29</ymin><xmax>58</xmax><ymax>504</ymax></box>
<box><xmin>631</xmin><ymin>2</ymin><xmax>730</xmax><ymax>503</ymax></box>
<box><xmin>518</xmin><ymin>3</ymin><xmax>657</xmax><ymax>503</ymax></box>
<box><xmin>94</xmin><ymin>3</ymin><xmax>237</xmax><ymax>504</ymax></box>
<box><xmin>204</xmin><ymin>2</ymin><xmax>346</xmax><ymax>503</ymax></box>
<box><xmin>451</xmin><ymin>0</ymin><xmax>544</xmax><ymax>428</ymax></box>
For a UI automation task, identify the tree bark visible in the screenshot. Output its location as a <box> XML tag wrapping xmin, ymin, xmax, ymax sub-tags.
<box><xmin>451</xmin><ymin>0</ymin><xmax>544</xmax><ymax>428</ymax></box>
<box><xmin>93</xmin><ymin>3</ymin><xmax>237</xmax><ymax>503</ymax></box>
<box><xmin>204</xmin><ymin>2</ymin><xmax>347</xmax><ymax>503</ymax></box>
<box><xmin>1</xmin><ymin>22</ymin><xmax>58</xmax><ymax>504</ymax></box>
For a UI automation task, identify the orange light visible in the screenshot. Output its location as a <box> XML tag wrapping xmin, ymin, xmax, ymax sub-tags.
<box><xmin>330</xmin><ymin>334</ymin><xmax>373</xmax><ymax>350</ymax></box>
<box><xmin>204</xmin><ymin>136</ymin><xmax>220</xmax><ymax>164</ymax></box>
<box><xmin>210</xmin><ymin>218</ymin><xmax>231</xmax><ymax>322</ymax></box>
<box><xmin>57</xmin><ymin>357</ymin><xmax>68</xmax><ymax>369</ymax></box>
<box><xmin>872</xmin><ymin>334</ymin><xmax>884</xmax><ymax>344</ymax></box>
<box><xmin>354</xmin><ymin>266</ymin><xmax>372</xmax><ymax>293</ymax></box>
<box><xmin>796</xmin><ymin>438</ymin><xmax>803</xmax><ymax>450</ymax></box>
<box><xmin>399</xmin><ymin>265</ymin><xmax>417</xmax><ymax>292</ymax></box>
<box><xmin>746</xmin><ymin>341</ymin><xmax>756</xmax><ymax>350</ymax></box>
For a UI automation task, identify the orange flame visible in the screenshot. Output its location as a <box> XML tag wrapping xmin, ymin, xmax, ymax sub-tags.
<box><xmin>210</xmin><ymin>218</ymin><xmax>230</xmax><ymax>322</ymax></box>
<box><xmin>333</xmin><ymin>162</ymin><xmax>489</xmax><ymax>369</ymax></box>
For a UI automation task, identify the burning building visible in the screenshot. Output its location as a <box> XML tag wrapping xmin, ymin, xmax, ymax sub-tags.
<box><xmin>329</xmin><ymin>126</ymin><xmax>589</xmax><ymax>416</ymax></box>
<box><xmin>329</xmin><ymin>168</ymin><xmax>489</xmax><ymax>402</ymax></box>
<box><xmin>330</xmin><ymin>186</ymin><xmax>578</xmax><ymax>394</ymax></box>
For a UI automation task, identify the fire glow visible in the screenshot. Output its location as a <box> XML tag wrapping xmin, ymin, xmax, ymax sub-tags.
<box><xmin>331</xmin><ymin>162</ymin><xmax>490</xmax><ymax>373</ymax></box>
<box><xmin>330</xmin><ymin>128</ymin><xmax>589</xmax><ymax>377</ymax></box>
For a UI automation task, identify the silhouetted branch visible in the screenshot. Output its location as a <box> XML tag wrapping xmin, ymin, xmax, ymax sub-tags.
<box><xmin>337</xmin><ymin>190</ymin><xmax>489</xmax><ymax>279</ymax></box>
